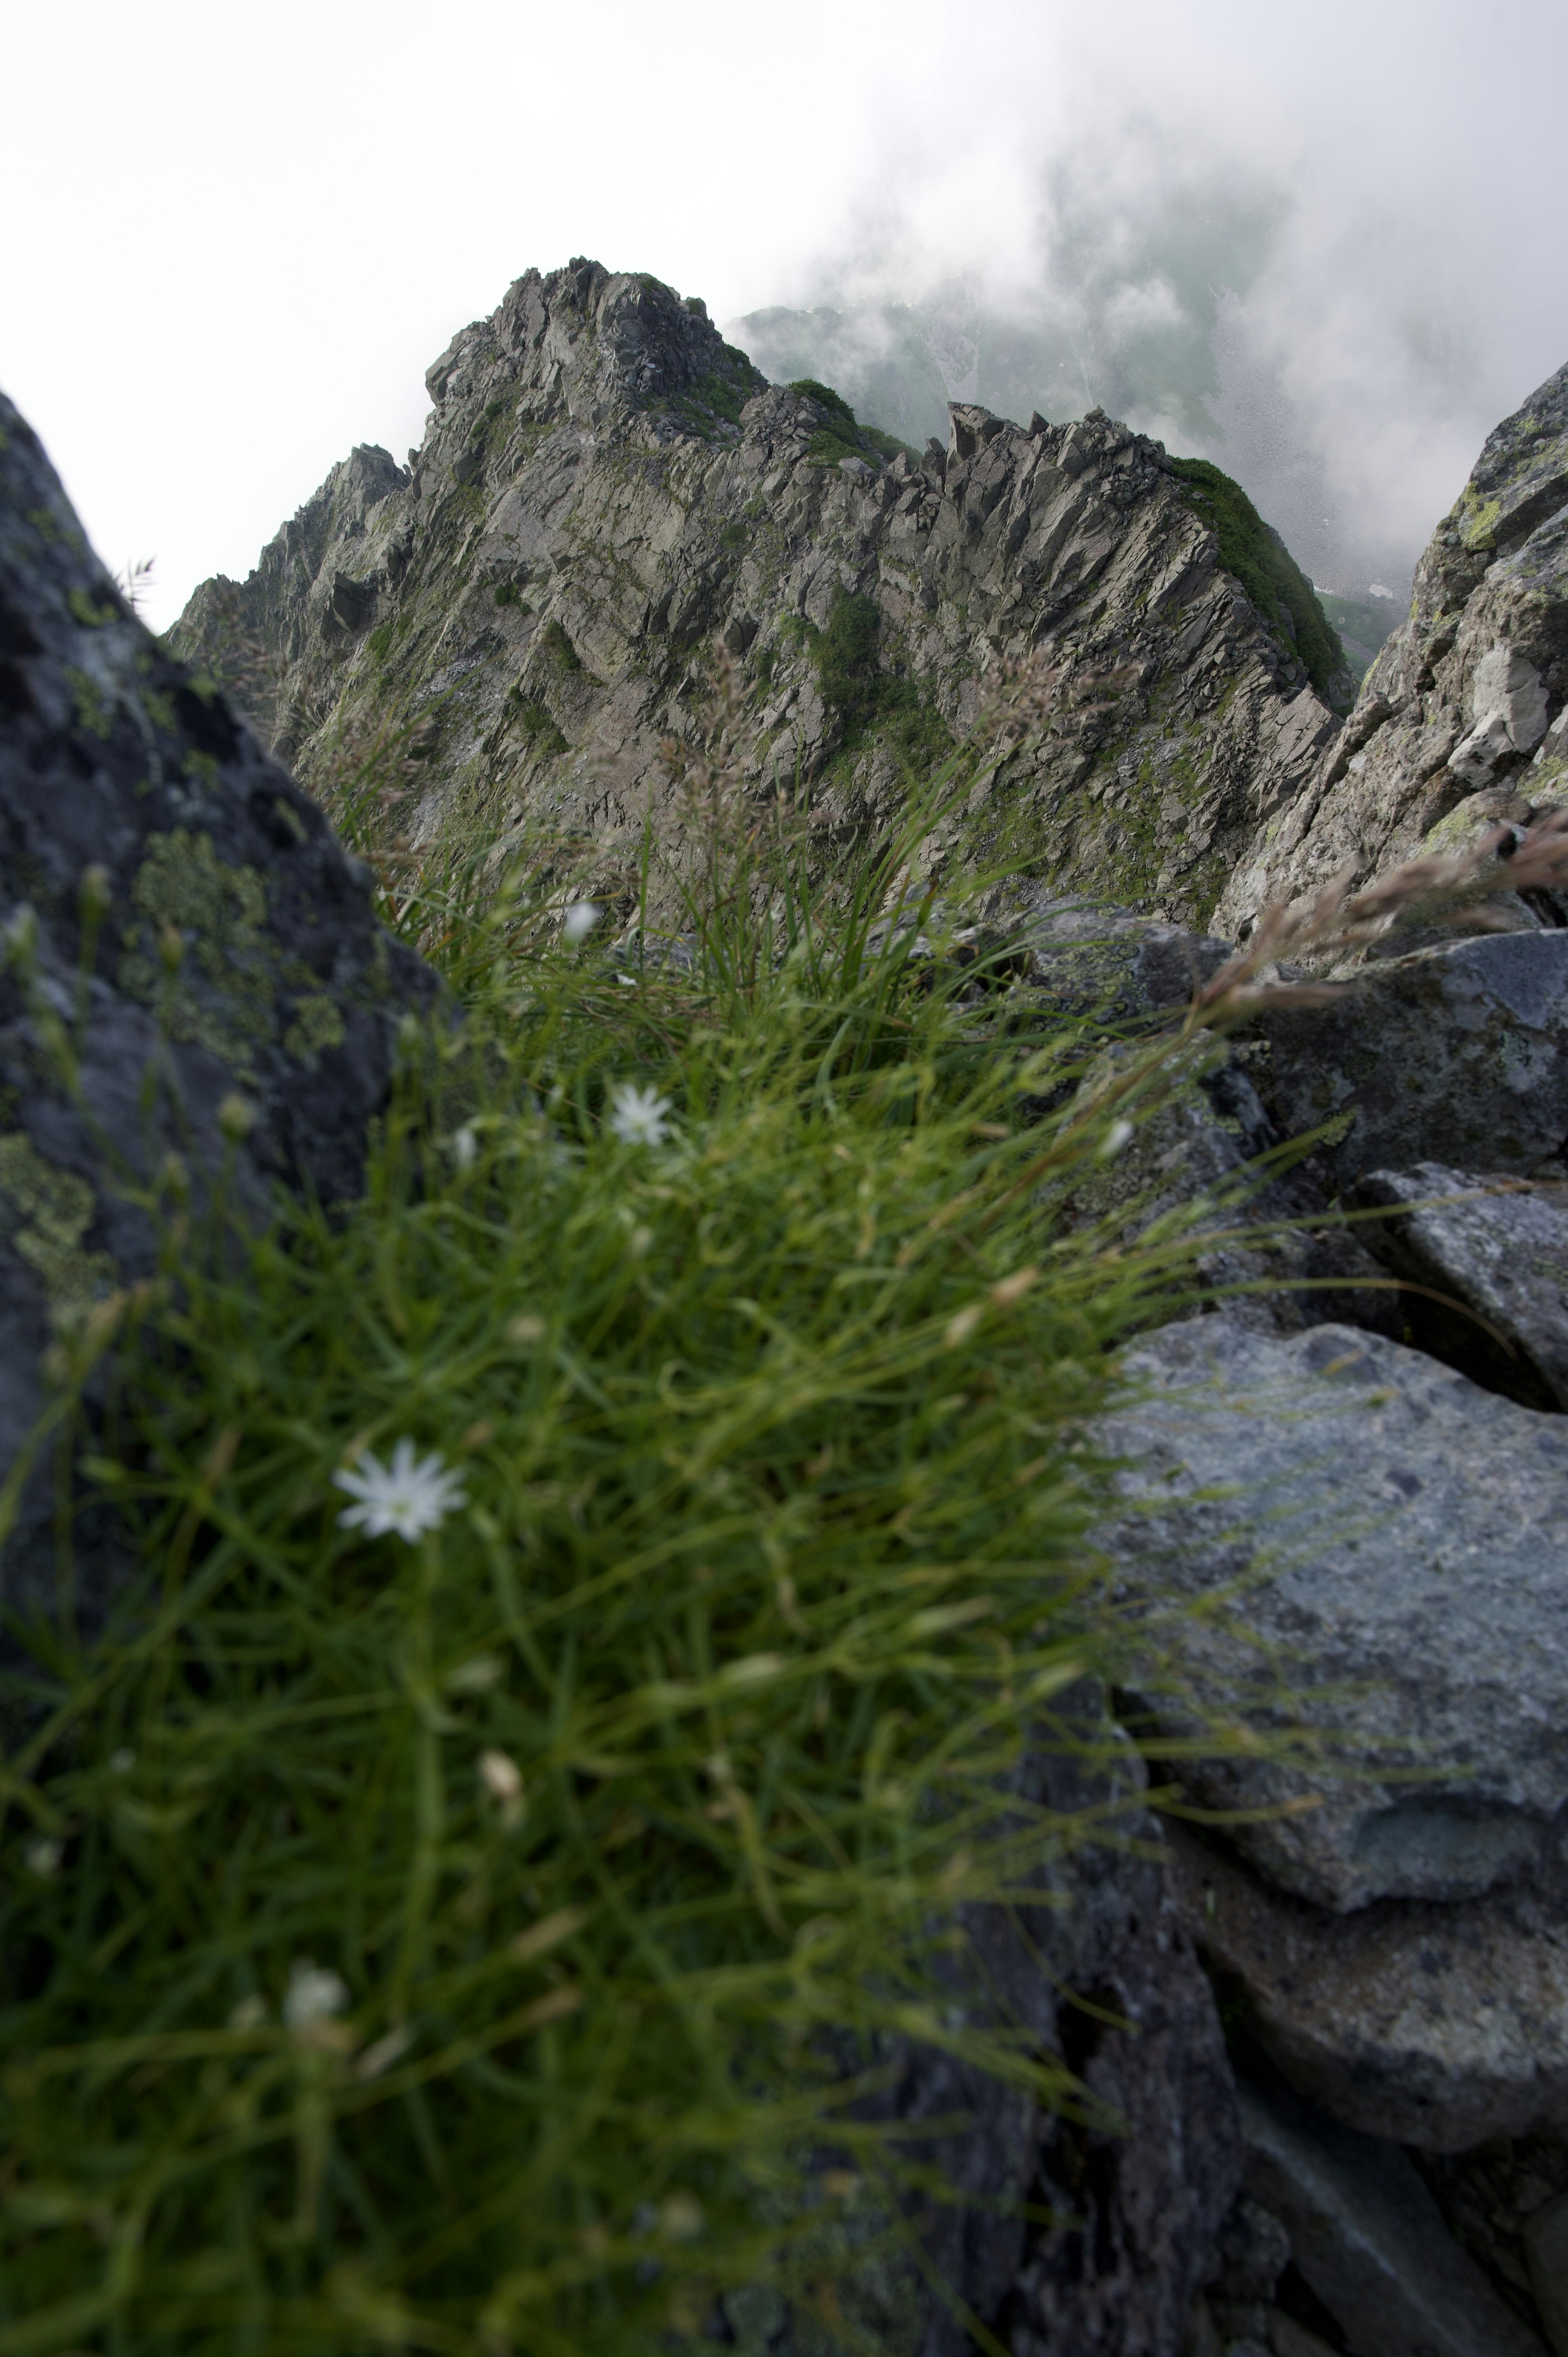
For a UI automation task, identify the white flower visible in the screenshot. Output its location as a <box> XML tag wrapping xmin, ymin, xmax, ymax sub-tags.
<box><xmin>25</xmin><ymin>1837</ymin><xmax>63</xmax><ymax>1878</ymax></box>
<box><xmin>285</xmin><ymin>1958</ymin><xmax>349</xmax><ymax>2030</ymax></box>
<box><xmin>563</xmin><ymin>901</ymin><xmax>601</xmax><ymax>943</ymax></box>
<box><xmin>451</xmin><ymin>1123</ymin><xmax>478</xmax><ymax>1172</ymax></box>
<box><xmin>478</xmin><ymin>1747</ymin><xmax>523</xmax><ymax>1805</ymax></box>
<box><xmin>1096</xmin><ymin>1118</ymin><xmax>1134</xmax><ymax>1163</ymax></box>
<box><xmin>334</xmin><ymin>1438</ymin><xmax>468</xmax><ymax>1542</ymax></box>
<box><xmin>608</xmin><ymin>1083</ymin><xmax>673</xmax><ymax>1147</ymax></box>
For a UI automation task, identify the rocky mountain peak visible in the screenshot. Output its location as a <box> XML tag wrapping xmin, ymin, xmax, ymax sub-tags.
<box><xmin>420</xmin><ymin>258</ymin><xmax>766</xmax><ymax>443</ymax></box>
<box><xmin>173</xmin><ymin>261</ymin><xmax>1349</xmax><ymax>933</ymax></box>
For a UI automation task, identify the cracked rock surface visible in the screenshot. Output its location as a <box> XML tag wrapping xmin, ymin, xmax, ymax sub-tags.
<box><xmin>1217</xmin><ymin>358</ymin><xmax>1568</xmax><ymax>938</ymax></box>
<box><xmin>1098</xmin><ymin>1314</ymin><xmax>1568</xmax><ymax>1915</ymax></box>
<box><xmin>0</xmin><ymin>389</ymin><xmax>434</xmax><ymax>1632</ymax></box>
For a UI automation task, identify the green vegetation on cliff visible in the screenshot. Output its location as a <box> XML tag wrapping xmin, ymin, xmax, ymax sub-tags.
<box><xmin>1168</xmin><ymin>456</ymin><xmax>1347</xmax><ymax>701</ymax></box>
<box><xmin>789</xmin><ymin>379</ymin><xmax>919</xmax><ymax>473</ymax></box>
<box><xmin>810</xmin><ymin>586</ymin><xmax>954</xmax><ymax>769</ymax></box>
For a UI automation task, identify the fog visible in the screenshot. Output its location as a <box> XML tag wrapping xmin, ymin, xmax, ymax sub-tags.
<box><xmin>5</xmin><ymin>0</ymin><xmax>1565</xmax><ymax>630</ymax></box>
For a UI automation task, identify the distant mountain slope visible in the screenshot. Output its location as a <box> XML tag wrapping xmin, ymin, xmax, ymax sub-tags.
<box><xmin>173</xmin><ymin>259</ymin><xmax>1347</xmax><ymax>931</ymax></box>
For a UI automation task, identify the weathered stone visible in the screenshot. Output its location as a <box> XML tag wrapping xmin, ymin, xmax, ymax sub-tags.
<box><xmin>173</xmin><ymin>262</ymin><xmax>1343</xmax><ymax>934</ymax></box>
<box><xmin>1259</xmin><ymin>931</ymin><xmax>1568</xmax><ymax>1186</ymax></box>
<box><xmin>1349</xmin><ymin>1163</ymin><xmax>1568</xmax><ymax>1410</ymax></box>
<box><xmin>1237</xmin><ymin>2068</ymin><xmax>1547</xmax><ymax>2357</ymax></box>
<box><xmin>1096</xmin><ymin>1315</ymin><xmax>1568</xmax><ymax>1912</ymax></box>
<box><xmin>0</xmin><ymin>389</ymin><xmax>435</xmax><ymax>1629</ymax></box>
<box><xmin>1167</xmin><ymin>1818</ymin><xmax>1568</xmax><ymax>2148</ymax></box>
<box><xmin>728</xmin><ymin>1690</ymin><xmax>1242</xmax><ymax>2357</ymax></box>
<box><xmin>1216</xmin><ymin>359</ymin><xmax>1568</xmax><ymax>941</ymax></box>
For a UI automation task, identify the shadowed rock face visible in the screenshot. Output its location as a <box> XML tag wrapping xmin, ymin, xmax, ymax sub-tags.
<box><xmin>727</xmin><ymin>1691</ymin><xmax>1242</xmax><ymax>2357</ymax></box>
<box><xmin>0</xmin><ymin>389</ymin><xmax>435</xmax><ymax>1631</ymax></box>
<box><xmin>1217</xmin><ymin>359</ymin><xmax>1568</xmax><ymax>938</ymax></box>
<box><xmin>172</xmin><ymin>260</ymin><xmax>1340</xmax><ymax>932</ymax></box>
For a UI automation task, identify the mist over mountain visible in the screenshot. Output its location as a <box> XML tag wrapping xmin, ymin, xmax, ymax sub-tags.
<box><xmin>727</xmin><ymin>152</ymin><xmax>1467</xmax><ymax>620</ymax></box>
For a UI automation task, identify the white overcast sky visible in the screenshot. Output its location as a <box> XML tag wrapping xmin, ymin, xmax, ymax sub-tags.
<box><xmin>6</xmin><ymin>0</ymin><xmax>1567</xmax><ymax>629</ymax></box>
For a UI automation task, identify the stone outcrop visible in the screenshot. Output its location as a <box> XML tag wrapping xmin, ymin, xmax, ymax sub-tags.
<box><xmin>736</xmin><ymin>1693</ymin><xmax>1241</xmax><ymax>2357</ymax></box>
<box><xmin>1100</xmin><ymin>1314</ymin><xmax>1568</xmax><ymax>1922</ymax></box>
<box><xmin>1350</xmin><ymin>1162</ymin><xmax>1568</xmax><ymax>1409</ymax></box>
<box><xmin>1258</xmin><ymin>928</ymin><xmax>1568</xmax><ymax>1185</ymax></box>
<box><xmin>0</xmin><ymin>390</ymin><xmax>434</xmax><ymax>1629</ymax></box>
<box><xmin>1217</xmin><ymin>359</ymin><xmax>1568</xmax><ymax>939</ymax></box>
<box><xmin>173</xmin><ymin>261</ymin><xmax>1345</xmax><ymax>932</ymax></box>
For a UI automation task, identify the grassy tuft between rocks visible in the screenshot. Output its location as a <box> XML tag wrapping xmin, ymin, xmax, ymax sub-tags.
<box><xmin>0</xmin><ymin>731</ymin><xmax>1253</xmax><ymax>2352</ymax></box>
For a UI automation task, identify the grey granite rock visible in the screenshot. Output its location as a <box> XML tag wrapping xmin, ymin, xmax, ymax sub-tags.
<box><xmin>173</xmin><ymin>261</ymin><xmax>1342</xmax><ymax>934</ymax></box>
<box><xmin>1259</xmin><ymin>929</ymin><xmax>1568</xmax><ymax>1187</ymax></box>
<box><xmin>1096</xmin><ymin>1314</ymin><xmax>1568</xmax><ymax>1911</ymax></box>
<box><xmin>1167</xmin><ymin>1818</ymin><xmax>1568</xmax><ymax>2147</ymax></box>
<box><xmin>1349</xmin><ymin>1163</ymin><xmax>1568</xmax><ymax>1410</ymax></box>
<box><xmin>0</xmin><ymin>389</ymin><xmax>435</xmax><ymax>1633</ymax></box>
<box><xmin>1237</xmin><ymin>2068</ymin><xmax>1546</xmax><ymax>2357</ymax></box>
<box><xmin>1216</xmin><ymin>357</ymin><xmax>1568</xmax><ymax>940</ymax></box>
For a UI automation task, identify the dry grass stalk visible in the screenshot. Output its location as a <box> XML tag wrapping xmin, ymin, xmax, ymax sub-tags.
<box><xmin>1197</xmin><ymin>806</ymin><xmax>1568</xmax><ymax>1022</ymax></box>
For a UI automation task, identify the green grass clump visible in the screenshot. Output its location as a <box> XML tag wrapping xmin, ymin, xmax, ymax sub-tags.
<box><xmin>0</xmin><ymin>729</ymin><xmax>1236</xmax><ymax>2351</ymax></box>
<box><xmin>791</xmin><ymin>382</ymin><xmax>918</xmax><ymax>475</ymax></box>
<box><xmin>811</xmin><ymin>588</ymin><xmax>954</xmax><ymax>770</ymax></box>
<box><xmin>541</xmin><ymin>620</ymin><xmax>581</xmax><ymax>673</ymax></box>
<box><xmin>1167</xmin><ymin>457</ymin><xmax>1348</xmax><ymax>704</ymax></box>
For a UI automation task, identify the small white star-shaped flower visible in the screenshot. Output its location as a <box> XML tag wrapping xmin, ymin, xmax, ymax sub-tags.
<box><xmin>563</xmin><ymin>901</ymin><xmax>601</xmax><ymax>943</ymax></box>
<box><xmin>608</xmin><ymin>1083</ymin><xmax>674</xmax><ymax>1147</ymax></box>
<box><xmin>285</xmin><ymin>1958</ymin><xmax>349</xmax><ymax>2029</ymax></box>
<box><xmin>333</xmin><ymin>1439</ymin><xmax>468</xmax><ymax>1542</ymax></box>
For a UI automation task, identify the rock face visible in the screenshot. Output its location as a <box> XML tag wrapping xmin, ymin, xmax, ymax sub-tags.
<box><xmin>173</xmin><ymin>260</ymin><xmax>1344</xmax><ymax>932</ymax></box>
<box><xmin>1217</xmin><ymin>359</ymin><xmax>1568</xmax><ymax>938</ymax></box>
<box><xmin>0</xmin><ymin>389</ymin><xmax>434</xmax><ymax>1626</ymax></box>
<box><xmin>1351</xmin><ymin>1162</ymin><xmax>1568</xmax><ymax>1410</ymax></box>
<box><xmin>731</xmin><ymin>1693</ymin><xmax>1242</xmax><ymax>2357</ymax></box>
<box><xmin>1166</xmin><ymin>1819</ymin><xmax>1568</xmax><ymax>2151</ymax></box>
<box><xmin>1234</xmin><ymin>2067</ymin><xmax>1547</xmax><ymax>2357</ymax></box>
<box><xmin>1259</xmin><ymin>929</ymin><xmax>1568</xmax><ymax>1186</ymax></box>
<box><xmin>1101</xmin><ymin>1313</ymin><xmax>1568</xmax><ymax>1917</ymax></box>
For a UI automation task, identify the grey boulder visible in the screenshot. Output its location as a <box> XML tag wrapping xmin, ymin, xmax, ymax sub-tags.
<box><xmin>0</xmin><ymin>389</ymin><xmax>435</xmax><ymax>1628</ymax></box>
<box><xmin>1350</xmin><ymin>1162</ymin><xmax>1568</xmax><ymax>1410</ymax></box>
<box><xmin>1260</xmin><ymin>928</ymin><xmax>1568</xmax><ymax>1188</ymax></box>
<box><xmin>1097</xmin><ymin>1314</ymin><xmax>1568</xmax><ymax>1912</ymax></box>
<box><xmin>1166</xmin><ymin>1817</ymin><xmax>1568</xmax><ymax>2148</ymax></box>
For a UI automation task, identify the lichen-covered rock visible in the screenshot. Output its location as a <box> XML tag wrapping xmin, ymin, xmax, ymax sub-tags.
<box><xmin>173</xmin><ymin>261</ymin><xmax>1343</xmax><ymax>932</ymax></box>
<box><xmin>0</xmin><ymin>389</ymin><xmax>434</xmax><ymax>1629</ymax></box>
<box><xmin>1096</xmin><ymin>1316</ymin><xmax>1568</xmax><ymax>1914</ymax></box>
<box><xmin>1217</xmin><ymin>360</ymin><xmax>1568</xmax><ymax>938</ymax></box>
<box><xmin>1258</xmin><ymin>929</ymin><xmax>1568</xmax><ymax>1186</ymax></box>
<box><xmin>1350</xmin><ymin>1163</ymin><xmax>1568</xmax><ymax>1409</ymax></box>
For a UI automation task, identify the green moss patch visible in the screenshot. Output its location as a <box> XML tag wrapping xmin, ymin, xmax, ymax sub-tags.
<box><xmin>1168</xmin><ymin>457</ymin><xmax>1346</xmax><ymax>701</ymax></box>
<box><xmin>810</xmin><ymin>589</ymin><xmax>954</xmax><ymax>769</ymax></box>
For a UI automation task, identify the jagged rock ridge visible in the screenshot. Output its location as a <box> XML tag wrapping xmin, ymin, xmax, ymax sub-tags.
<box><xmin>1217</xmin><ymin>358</ymin><xmax>1568</xmax><ymax>937</ymax></box>
<box><xmin>175</xmin><ymin>259</ymin><xmax>1347</xmax><ymax>932</ymax></box>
